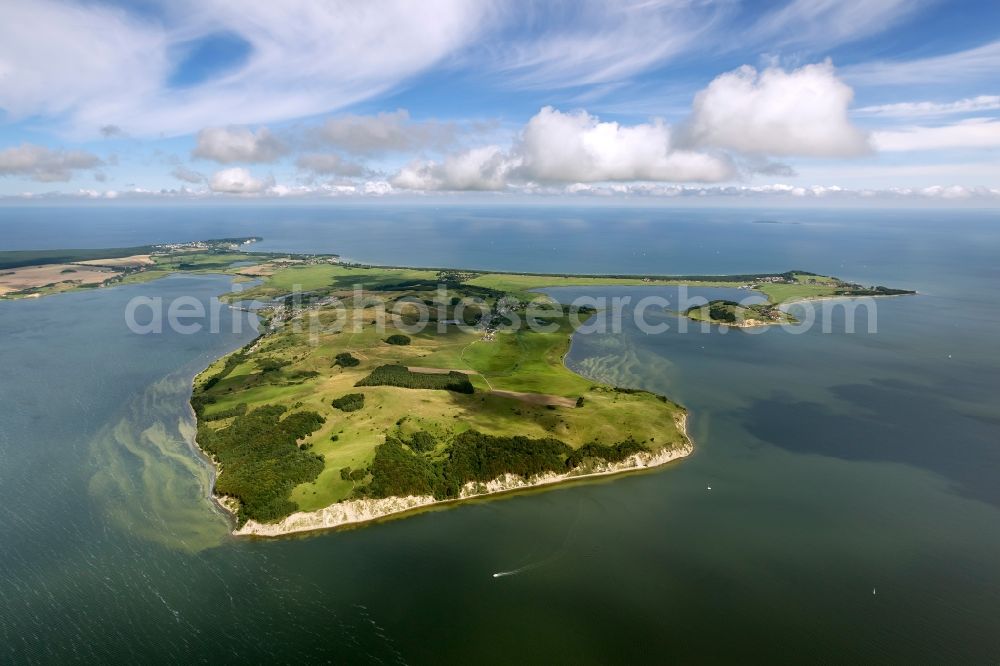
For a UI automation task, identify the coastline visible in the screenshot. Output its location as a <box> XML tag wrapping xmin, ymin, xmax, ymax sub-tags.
<box><xmin>195</xmin><ymin>286</ymin><xmax>695</xmax><ymax>539</ymax></box>
<box><xmin>678</xmin><ymin>290</ymin><xmax>918</xmax><ymax>328</ymax></box>
<box><xmin>681</xmin><ymin>313</ymin><xmax>783</xmax><ymax>328</ymax></box>
<box><xmin>190</xmin><ymin>282</ymin><xmax>914</xmax><ymax>539</ymax></box>
<box><xmin>777</xmin><ymin>291</ymin><xmax>917</xmax><ymax>310</ymax></box>
<box><xmin>230</xmin><ymin>413</ymin><xmax>692</xmax><ymax>538</ymax></box>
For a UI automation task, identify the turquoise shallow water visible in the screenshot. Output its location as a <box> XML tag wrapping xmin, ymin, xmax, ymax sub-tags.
<box><xmin>0</xmin><ymin>206</ymin><xmax>998</xmax><ymax>662</ymax></box>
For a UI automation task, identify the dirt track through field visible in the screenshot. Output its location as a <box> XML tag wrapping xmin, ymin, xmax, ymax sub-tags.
<box><xmin>489</xmin><ymin>390</ymin><xmax>577</xmax><ymax>407</ymax></box>
<box><xmin>407</xmin><ymin>366</ymin><xmax>478</xmax><ymax>375</ymax></box>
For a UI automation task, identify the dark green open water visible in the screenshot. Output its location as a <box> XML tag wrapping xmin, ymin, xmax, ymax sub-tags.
<box><xmin>0</xmin><ymin>206</ymin><xmax>998</xmax><ymax>662</ymax></box>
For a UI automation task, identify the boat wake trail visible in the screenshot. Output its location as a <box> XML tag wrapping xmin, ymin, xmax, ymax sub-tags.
<box><xmin>491</xmin><ymin>562</ymin><xmax>543</xmax><ymax>578</ymax></box>
<box><xmin>491</xmin><ymin>500</ymin><xmax>583</xmax><ymax>580</ymax></box>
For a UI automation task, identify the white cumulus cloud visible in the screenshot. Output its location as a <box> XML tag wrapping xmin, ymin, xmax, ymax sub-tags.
<box><xmin>363</xmin><ymin>181</ymin><xmax>394</xmax><ymax>196</ymax></box>
<box><xmin>684</xmin><ymin>61</ymin><xmax>870</xmax><ymax>157</ymax></box>
<box><xmin>392</xmin><ymin>146</ymin><xmax>515</xmax><ymax>191</ymax></box>
<box><xmin>555</xmin><ymin>182</ymin><xmax>1000</xmax><ymax>202</ymax></box>
<box><xmin>0</xmin><ymin>143</ymin><xmax>103</xmax><ymax>182</ymax></box>
<box><xmin>208</xmin><ymin>167</ymin><xmax>271</xmax><ymax>194</ymax></box>
<box><xmin>171</xmin><ymin>165</ymin><xmax>204</xmax><ymax>183</ymax></box>
<box><xmin>390</xmin><ymin>107</ymin><xmax>734</xmax><ymax>190</ymax></box>
<box><xmin>315</xmin><ymin>110</ymin><xmax>456</xmax><ymax>156</ymax></box>
<box><xmin>193</xmin><ymin>127</ymin><xmax>288</xmax><ymax>163</ymax></box>
<box><xmin>517</xmin><ymin>107</ymin><xmax>733</xmax><ymax>183</ymax></box>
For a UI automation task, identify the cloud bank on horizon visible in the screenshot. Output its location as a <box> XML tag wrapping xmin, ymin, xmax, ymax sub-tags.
<box><xmin>0</xmin><ymin>0</ymin><xmax>997</xmax><ymax>202</ymax></box>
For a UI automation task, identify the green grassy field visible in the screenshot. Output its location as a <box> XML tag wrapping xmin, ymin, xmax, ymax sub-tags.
<box><xmin>4</xmin><ymin>242</ymin><xmax>910</xmax><ymax>522</ymax></box>
<box><xmin>753</xmin><ymin>273</ymin><xmax>841</xmax><ymax>303</ymax></box>
<box><xmin>4</xmin><ymin>240</ymin><xmax>909</xmax><ymax>308</ymax></box>
<box><xmin>192</xmin><ymin>279</ymin><xmax>688</xmax><ymax>523</ymax></box>
<box><xmin>753</xmin><ymin>272</ymin><xmax>913</xmax><ymax>303</ymax></box>
<box><xmin>190</xmin><ymin>261</ymin><xmax>919</xmax><ymax>525</ymax></box>
<box><xmin>464</xmin><ymin>273</ymin><xmax>742</xmax><ymax>299</ymax></box>
<box><xmin>111</xmin><ymin>252</ymin><xmax>268</xmax><ymax>288</ymax></box>
<box><xmin>231</xmin><ymin>264</ymin><xmax>810</xmax><ymax>303</ymax></box>
<box><xmin>233</xmin><ymin>264</ymin><xmax>441</xmax><ymax>299</ymax></box>
<box><xmin>232</xmin><ymin>264</ymin><xmax>904</xmax><ymax>307</ymax></box>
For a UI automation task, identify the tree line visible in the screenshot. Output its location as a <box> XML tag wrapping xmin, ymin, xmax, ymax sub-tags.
<box><xmin>359</xmin><ymin>429</ymin><xmax>652</xmax><ymax>501</ymax></box>
<box><xmin>355</xmin><ymin>365</ymin><xmax>474</xmax><ymax>394</ymax></box>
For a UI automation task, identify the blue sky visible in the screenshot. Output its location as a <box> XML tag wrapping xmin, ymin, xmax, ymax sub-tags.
<box><xmin>0</xmin><ymin>0</ymin><xmax>998</xmax><ymax>204</ymax></box>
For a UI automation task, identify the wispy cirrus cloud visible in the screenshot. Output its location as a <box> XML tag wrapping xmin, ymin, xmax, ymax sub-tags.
<box><xmin>476</xmin><ymin>0</ymin><xmax>920</xmax><ymax>92</ymax></box>
<box><xmin>480</xmin><ymin>0</ymin><xmax>727</xmax><ymax>89</ymax></box>
<box><xmin>855</xmin><ymin>95</ymin><xmax>1000</xmax><ymax>118</ymax></box>
<box><xmin>872</xmin><ymin>118</ymin><xmax>1000</xmax><ymax>151</ymax></box>
<box><xmin>0</xmin><ymin>0</ymin><xmax>492</xmax><ymax>137</ymax></box>
<box><xmin>843</xmin><ymin>39</ymin><xmax>1000</xmax><ymax>86</ymax></box>
<box><xmin>0</xmin><ymin>0</ymin><xmax>948</xmax><ymax>139</ymax></box>
<box><xmin>746</xmin><ymin>0</ymin><xmax>922</xmax><ymax>50</ymax></box>
<box><xmin>0</xmin><ymin>1</ymin><xmax>168</xmax><ymax>122</ymax></box>
<box><xmin>0</xmin><ymin>1</ymin><xmax>996</xmax><ymax>198</ymax></box>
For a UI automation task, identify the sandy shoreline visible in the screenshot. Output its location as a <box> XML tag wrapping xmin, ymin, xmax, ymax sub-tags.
<box><xmin>778</xmin><ymin>291</ymin><xmax>917</xmax><ymax>310</ymax></box>
<box><xmin>229</xmin><ymin>413</ymin><xmax>692</xmax><ymax>538</ymax></box>
<box><xmin>682</xmin><ymin>313</ymin><xmax>782</xmax><ymax>328</ymax></box>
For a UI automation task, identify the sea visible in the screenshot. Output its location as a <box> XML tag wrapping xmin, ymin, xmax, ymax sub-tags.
<box><xmin>0</xmin><ymin>204</ymin><xmax>998</xmax><ymax>663</ymax></box>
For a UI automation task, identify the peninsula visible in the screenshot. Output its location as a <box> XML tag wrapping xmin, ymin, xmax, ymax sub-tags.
<box><xmin>3</xmin><ymin>239</ymin><xmax>915</xmax><ymax>536</ymax></box>
<box><xmin>185</xmin><ymin>253</ymin><xmax>912</xmax><ymax>537</ymax></box>
<box><xmin>192</xmin><ymin>261</ymin><xmax>695</xmax><ymax>536</ymax></box>
<box><xmin>680</xmin><ymin>272</ymin><xmax>914</xmax><ymax>327</ymax></box>
<box><xmin>0</xmin><ymin>237</ymin><xmax>267</xmax><ymax>298</ymax></box>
